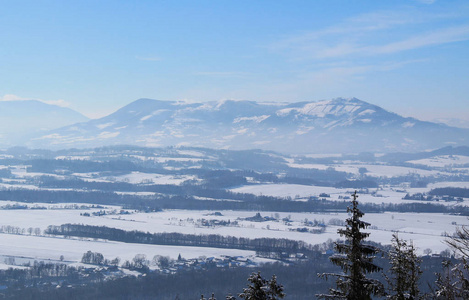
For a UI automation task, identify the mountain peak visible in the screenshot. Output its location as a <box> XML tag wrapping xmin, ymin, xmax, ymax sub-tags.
<box><xmin>329</xmin><ymin>97</ymin><xmax>372</xmax><ymax>106</ymax></box>
<box><xmin>23</xmin><ymin>97</ymin><xmax>469</xmax><ymax>153</ymax></box>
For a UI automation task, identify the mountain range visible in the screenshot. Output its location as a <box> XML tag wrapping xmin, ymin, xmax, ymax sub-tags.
<box><xmin>15</xmin><ymin>97</ymin><xmax>469</xmax><ymax>154</ymax></box>
<box><xmin>0</xmin><ymin>100</ymin><xmax>88</xmax><ymax>147</ymax></box>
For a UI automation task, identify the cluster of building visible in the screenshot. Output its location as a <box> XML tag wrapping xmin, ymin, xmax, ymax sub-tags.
<box><xmin>159</xmin><ymin>255</ymin><xmax>257</xmax><ymax>274</ymax></box>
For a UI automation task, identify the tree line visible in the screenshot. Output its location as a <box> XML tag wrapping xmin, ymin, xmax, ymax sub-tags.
<box><xmin>1</xmin><ymin>188</ymin><xmax>468</xmax><ymax>215</ymax></box>
<box><xmin>45</xmin><ymin>224</ymin><xmax>319</xmax><ymax>257</ymax></box>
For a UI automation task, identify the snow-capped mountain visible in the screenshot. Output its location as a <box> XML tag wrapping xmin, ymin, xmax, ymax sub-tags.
<box><xmin>26</xmin><ymin>98</ymin><xmax>469</xmax><ymax>153</ymax></box>
<box><xmin>0</xmin><ymin>100</ymin><xmax>89</xmax><ymax>147</ymax></box>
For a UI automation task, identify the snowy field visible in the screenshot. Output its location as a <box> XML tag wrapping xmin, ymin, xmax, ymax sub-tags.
<box><xmin>0</xmin><ymin>202</ymin><xmax>466</xmax><ymax>263</ymax></box>
<box><xmin>0</xmin><ymin>233</ymin><xmax>264</xmax><ymax>266</ymax></box>
<box><xmin>408</xmin><ymin>155</ymin><xmax>469</xmax><ymax>168</ymax></box>
<box><xmin>230</xmin><ymin>183</ymin><xmax>469</xmax><ymax>206</ymax></box>
<box><xmin>285</xmin><ymin>162</ymin><xmax>448</xmax><ymax>177</ymax></box>
<box><xmin>0</xmin><ymin>151</ymin><xmax>468</xmax><ymax>269</ymax></box>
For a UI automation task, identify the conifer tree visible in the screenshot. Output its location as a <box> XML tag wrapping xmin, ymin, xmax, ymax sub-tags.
<box><xmin>239</xmin><ymin>271</ymin><xmax>285</xmax><ymax>300</ymax></box>
<box><xmin>385</xmin><ymin>234</ymin><xmax>421</xmax><ymax>299</ymax></box>
<box><xmin>318</xmin><ymin>191</ymin><xmax>385</xmax><ymax>299</ymax></box>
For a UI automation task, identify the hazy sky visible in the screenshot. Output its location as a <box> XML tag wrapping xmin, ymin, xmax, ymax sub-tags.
<box><xmin>1</xmin><ymin>0</ymin><xmax>468</xmax><ymax>121</ymax></box>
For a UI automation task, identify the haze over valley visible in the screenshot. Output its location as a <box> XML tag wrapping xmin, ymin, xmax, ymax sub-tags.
<box><xmin>3</xmin><ymin>97</ymin><xmax>469</xmax><ymax>154</ymax></box>
<box><xmin>2</xmin><ymin>0</ymin><xmax>469</xmax><ymax>298</ymax></box>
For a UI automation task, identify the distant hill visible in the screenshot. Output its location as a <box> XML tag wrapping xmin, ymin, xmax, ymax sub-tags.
<box><xmin>0</xmin><ymin>100</ymin><xmax>88</xmax><ymax>147</ymax></box>
<box><xmin>23</xmin><ymin>97</ymin><xmax>469</xmax><ymax>153</ymax></box>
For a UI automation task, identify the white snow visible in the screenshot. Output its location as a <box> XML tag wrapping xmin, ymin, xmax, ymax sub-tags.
<box><xmin>96</xmin><ymin>122</ymin><xmax>114</xmax><ymax>129</ymax></box>
<box><xmin>112</xmin><ymin>172</ymin><xmax>196</xmax><ymax>185</ymax></box>
<box><xmin>231</xmin><ymin>184</ymin><xmax>345</xmax><ymax>198</ymax></box>
<box><xmin>402</xmin><ymin>122</ymin><xmax>415</xmax><ymax>128</ymax></box>
<box><xmin>233</xmin><ymin>115</ymin><xmax>270</xmax><ymax>124</ymax></box>
<box><xmin>0</xmin><ymin>233</ymin><xmax>260</xmax><ymax>264</ymax></box>
<box><xmin>285</xmin><ymin>162</ymin><xmax>443</xmax><ymax>177</ymax></box>
<box><xmin>140</xmin><ymin>115</ymin><xmax>153</xmax><ymax>121</ymax></box>
<box><xmin>0</xmin><ymin>199</ymin><xmax>464</xmax><ymax>262</ymax></box>
<box><xmin>277</xmin><ymin>100</ymin><xmax>361</xmax><ymax>118</ymax></box>
<box><xmin>358</xmin><ymin>109</ymin><xmax>375</xmax><ymax>116</ymax></box>
<box><xmin>55</xmin><ymin>155</ymin><xmax>91</xmax><ymax>160</ymax></box>
<box><xmin>408</xmin><ymin>155</ymin><xmax>469</xmax><ymax>168</ymax></box>
<box><xmin>98</xmin><ymin>131</ymin><xmax>120</xmax><ymax>139</ymax></box>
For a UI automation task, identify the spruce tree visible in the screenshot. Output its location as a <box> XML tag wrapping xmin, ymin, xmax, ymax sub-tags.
<box><xmin>385</xmin><ymin>234</ymin><xmax>421</xmax><ymax>299</ymax></box>
<box><xmin>239</xmin><ymin>271</ymin><xmax>285</xmax><ymax>300</ymax></box>
<box><xmin>318</xmin><ymin>191</ymin><xmax>384</xmax><ymax>299</ymax></box>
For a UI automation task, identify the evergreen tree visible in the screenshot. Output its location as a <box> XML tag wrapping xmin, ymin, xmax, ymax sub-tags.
<box><xmin>318</xmin><ymin>191</ymin><xmax>385</xmax><ymax>299</ymax></box>
<box><xmin>239</xmin><ymin>271</ymin><xmax>285</xmax><ymax>300</ymax></box>
<box><xmin>385</xmin><ymin>234</ymin><xmax>421</xmax><ymax>299</ymax></box>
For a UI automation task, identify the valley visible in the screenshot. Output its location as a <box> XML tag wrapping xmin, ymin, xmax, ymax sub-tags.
<box><xmin>0</xmin><ymin>145</ymin><xmax>467</xmax><ymax>271</ymax></box>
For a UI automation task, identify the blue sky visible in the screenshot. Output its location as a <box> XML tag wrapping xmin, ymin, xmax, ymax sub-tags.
<box><xmin>1</xmin><ymin>0</ymin><xmax>468</xmax><ymax>122</ymax></box>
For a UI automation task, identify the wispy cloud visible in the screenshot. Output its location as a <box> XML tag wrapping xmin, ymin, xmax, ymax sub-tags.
<box><xmin>369</xmin><ymin>25</ymin><xmax>469</xmax><ymax>54</ymax></box>
<box><xmin>271</xmin><ymin>9</ymin><xmax>468</xmax><ymax>60</ymax></box>
<box><xmin>314</xmin><ymin>25</ymin><xmax>469</xmax><ymax>59</ymax></box>
<box><xmin>251</xmin><ymin>58</ymin><xmax>427</xmax><ymax>102</ymax></box>
<box><xmin>0</xmin><ymin>94</ymin><xmax>70</xmax><ymax>107</ymax></box>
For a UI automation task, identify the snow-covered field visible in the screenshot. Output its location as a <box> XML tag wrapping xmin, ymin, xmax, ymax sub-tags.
<box><xmin>0</xmin><ymin>150</ymin><xmax>468</xmax><ymax>270</ymax></box>
<box><xmin>0</xmin><ymin>202</ymin><xmax>465</xmax><ymax>263</ymax></box>
<box><xmin>0</xmin><ymin>233</ymin><xmax>263</xmax><ymax>265</ymax></box>
<box><xmin>231</xmin><ymin>184</ymin><xmax>346</xmax><ymax>199</ymax></box>
<box><xmin>112</xmin><ymin>172</ymin><xmax>195</xmax><ymax>185</ymax></box>
<box><xmin>408</xmin><ymin>155</ymin><xmax>469</xmax><ymax>168</ymax></box>
<box><xmin>286</xmin><ymin>162</ymin><xmax>447</xmax><ymax>177</ymax></box>
<box><xmin>230</xmin><ymin>183</ymin><xmax>469</xmax><ymax>206</ymax></box>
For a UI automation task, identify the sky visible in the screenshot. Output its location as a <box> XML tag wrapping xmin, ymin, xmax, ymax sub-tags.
<box><xmin>0</xmin><ymin>0</ymin><xmax>468</xmax><ymax>123</ymax></box>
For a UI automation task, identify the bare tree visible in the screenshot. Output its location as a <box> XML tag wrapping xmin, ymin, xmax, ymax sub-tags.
<box><xmin>431</xmin><ymin>224</ymin><xmax>469</xmax><ymax>298</ymax></box>
<box><xmin>447</xmin><ymin>225</ymin><xmax>469</xmax><ymax>258</ymax></box>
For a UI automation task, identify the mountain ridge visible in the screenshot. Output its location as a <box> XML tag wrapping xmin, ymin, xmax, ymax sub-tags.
<box><xmin>22</xmin><ymin>97</ymin><xmax>469</xmax><ymax>153</ymax></box>
<box><xmin>0</xmin><ymin>100</ymin><xmax>89</xmax><ymax>147</ymax></box>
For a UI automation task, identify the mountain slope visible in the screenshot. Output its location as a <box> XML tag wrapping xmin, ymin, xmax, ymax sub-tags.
<box><xmin>0</xmin><ymin>100</ymin><xmax>89</xmax><ymax>146</ymax></box>
<box><xmin>27</xmin><ymin>98</ymin><xmax>469</xmax><ymax>153</ymax></box>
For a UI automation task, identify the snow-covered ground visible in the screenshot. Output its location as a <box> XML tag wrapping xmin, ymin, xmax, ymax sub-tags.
<box><xmin>0</xmin><ymin>233</ymin><xmax>265</xmax><ymax>266</ymax></box>
<box><xmin>408</xmin><ymin>155</ymin><xmax>469</xmax><ymax>168</ymax></box>
<box><xmin>4</xmin><ymin>166</ymin><xmax>198</xmax><ymax>188</ymax></box>
<box><xmin>230</xmin><ymin>183</ymin><xmax>469</xmax><ymax>206</ymax></box>
<box><xmin>285</xmin><ymin>162</ymin><xmax>447</xmax><ymax>177</ymax></box>
<box><xmin>112</xmin><ymin>172</ymin><xmax>195</xmax><ymax>185</ymax></box>
<box><xmin>231</xmin><ymin>184</ymin><xmax>346</xmax><ymax>199</ymax></box>
<box><xmin>0</xmin><ymin>152</ymin><xmax>468</xmax><ymax>267</ymax></box>
<box><xmin>0</xmin><ymin>203</ymin><xmax>465</xmax><ymax>260</ymax></box>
